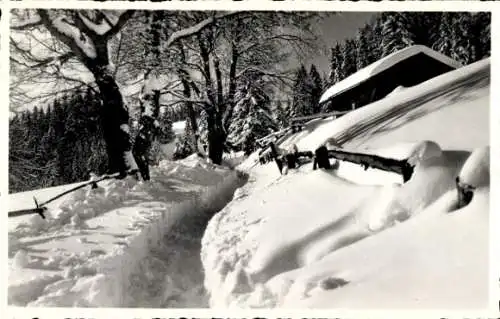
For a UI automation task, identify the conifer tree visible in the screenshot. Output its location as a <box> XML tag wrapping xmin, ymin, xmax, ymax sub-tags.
<box><xmin>380</xmin><ymin>12</ymin><xmax>415</xmax><ymax>57</ymax></box>
<box><xmin>328</xmin><ymin>43</ymin><xmax>343</xmax><ymax>85</ymax></box>
<box><xmin>291</xmin><ymin>65</ymin><xmax>312</xmax><ymax>117</ymax></box>
<box><xmin>227</xmin><ymin>74</ymin><xmax>277</xmax><ymax>153</ymax></box>
<box><xmin>309</xmin><ymin>64</ymin><xmax>324</xmax><ymax>114</ymax></box>
<box><xmin>340</xmin><ymin>39</ymin><xmax>358</xmax><ymax>79</ymax></box>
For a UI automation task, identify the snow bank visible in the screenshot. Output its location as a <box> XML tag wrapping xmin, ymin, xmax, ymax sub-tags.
<box><xmin>8</xmin><ymin>155</ymin><xmax>244</xmax><ymax>307</ymax></box>
<box><xmin>201</xmin><ymin>58</ymin><xmax>490</xmax><ymax>308</ymax></box>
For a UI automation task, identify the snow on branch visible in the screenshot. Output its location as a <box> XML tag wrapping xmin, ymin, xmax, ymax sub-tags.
<box><xmin>103</xmin><ymin>10</ymin><xmax>135</xmax><ymax>40</ymax></box>
<box><xmin>37</xmin><ymin>10</ymin><xmax>97</xmax><ymax>60</ymax></box>
<box><xmin>10</xmin><ymin>36</ymin><xmax>75</xmax><ymax>69</ymax></box>
<box><xmin>11</xmin><ymin>16</ymin><xmax>43</xmax><ymax>30</ymax></box>
<box><xmin>165</xmin><ymin>12</ymin><xmax>240</xmax><ymax>47</ymax></box>
<box><xmin>52</xmin><ymin>16</ymin><xmax>97</xmax><ymax>58</ymax></box>
<box><xmin>75</xmin><ymin>12</ymin><xmax>104</xmax><ymax>37</ymax></box>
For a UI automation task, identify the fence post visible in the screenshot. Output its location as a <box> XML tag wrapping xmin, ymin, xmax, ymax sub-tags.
<box><xmin>314</xmin><ymin>146</ymin><xmax>331</xmax><ymax>170</ymax></box>
<box><xmin>269</xmin><ymin>142</ymin><xmax>283</xmax><ymax>174</ymax></box>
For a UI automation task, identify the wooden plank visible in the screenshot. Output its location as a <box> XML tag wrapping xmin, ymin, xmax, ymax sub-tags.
<box><xmin>325</xmin><ymin>149</ymin><xmax>415</xmax><ymax>182</ymax></box>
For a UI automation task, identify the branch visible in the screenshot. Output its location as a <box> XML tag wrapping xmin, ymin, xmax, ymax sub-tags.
<box><xmin>162</xmin><ymin>89</ymin><xmax>209</xmax><ymax>105</ymax></box>
<box><xmin>104</xmin><ymin>10</ymin><xmax>135</xmax><ymax>40</ymax></box>
<box><xmin>10</xmin><ymin>36</ymin><xmax>75</xmax><ymax>68</ymax></box>
<box><xmin>37</xmin><ymin>9</ymin><xmax>96</xmax><ymax>62</ymax></box>
<box><xmin>11</xmin><ymin>15</ymin><xmax>43</xmax><ymax>30</ymax></box>
<box><xmin>74</xmin><ymin>12</ymin><xmax>100</xmax><ymax>39</ymax></box>
<box><xmin>236</xmin><ymin>66</ymin><xmax>290</xmax><ymax>80</ymax></box>
<box><xmin>165</xmin><ymin>11</ymin><xmax>240</xmax><ymax>47</ymax></box>
<box><xmin>239</xmin><ymin>34</ymin><xmax>308</xmax><ymax>55</ymax></box>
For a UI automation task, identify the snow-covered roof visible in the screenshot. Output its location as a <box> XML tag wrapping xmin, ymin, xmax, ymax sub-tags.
<box><xmin>319</xmin><ymin>45</ymin><xmax>462</xmax><ymax>104</ymax></box>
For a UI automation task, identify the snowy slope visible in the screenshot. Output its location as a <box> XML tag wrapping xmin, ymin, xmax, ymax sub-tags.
<box><xmin>8</xmin><ymin>155</ymin><xmax>244</xmax><ymax>307</ymax></box>
<box><xmin>201</xmin><ymin>58</ymin><xmax>490</xmax><ymax>309</ymax></box>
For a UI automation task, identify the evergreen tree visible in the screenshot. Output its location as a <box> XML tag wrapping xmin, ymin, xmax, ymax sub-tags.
<box><xmin>227</xmin><ymin>74</ymin><xmax>277</xmax><ymax>154</ymax></box>
<box><xmin>290</xmin><ymin>65</ymin><xmax>312</xmax><ymax>117</ymax></box>
<box><xmin>340</xmin><ymin>39</ymin><xmax>358</xmax><ymax>79</ymax></box>
<box><xmin>406</xmin><ymin>12</ymin><xmax>441</xmax><ymax>48</ymax></box>
<box><xmin>366</xmin><ymin>16</ymin><xmax>384</xmax><ymax>63</ymax></box>
<box><xmin>328</xmin><ymin>43</ymin><xmax>343</xmax><ymax>85</ymax></box>
<box><xmin>433</xmin><ymin>13</ymin><xmax>456</xmax><ymax>60</ymax></box>
<box><xmin>380</xmin><ymin>12</ymin><xmax>415</xmax><ymax>57</ymax></box>
<box><xmin>467</xmin><ymin>12</ymin><xmax>490</xmax><ymax>63</ymax></box>
<box><xmin>474</xmin><ymin>12</ymin><xmax>491</xmax><ymax>59</ymax></box>
<box><xmin>309</xmin><ymin>64</ymin><xmax>324</xmax><ymax>114</ymax></box>
<box><xmin>355</xmin><ymin>27</ymin><xmax>371</xmax><ymax>70</ymax></box>
<box><xmin>273</xmin><ymin>100</ymin><xmax>289</xmax><ymax>129</ymax></box>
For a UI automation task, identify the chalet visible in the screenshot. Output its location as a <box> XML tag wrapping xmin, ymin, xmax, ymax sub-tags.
<box><xmin>319</xmin><ymin>45</ymin><xmax>462</xmax><ymax>112</ymax></box>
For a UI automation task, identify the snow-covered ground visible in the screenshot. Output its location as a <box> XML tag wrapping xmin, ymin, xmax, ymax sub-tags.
<box><xmin>8</xmin><ymin>155</ymin><xmax>245</xmax><ymax>307</ymax></box>
<box><xmin>201</xmin><ymin>58</ymin><xmax>491</xmax><ymax>309</ymax></box>
<box><xmin>8</xmin><ymin>58</ymin><xmax>491</xmax><ymax>310</ymax></box>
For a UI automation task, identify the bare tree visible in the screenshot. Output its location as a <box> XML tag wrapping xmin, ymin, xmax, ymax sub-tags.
<box><xmin>176</xmin><ymin>12</ymin><xmax>319</xmax><ymax>164</ymax></box>
<box><xmin>10</xmin><ymin>9</ymin><xmax>241</xmax><ymax>177</ymax></box>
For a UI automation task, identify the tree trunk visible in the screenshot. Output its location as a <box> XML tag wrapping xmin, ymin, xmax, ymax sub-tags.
<box><xmin>223</xmin><ymin>43</ymin><xmax>239</xmax><ymax>131</ymax></box>
<box><xmin>206</xmin><ymin>111</ymin><xmax>224</xmax><ymax>164</ymax></box>
<box><xmin>198</xmin><ymin>34</ymin><xmax>225</xmax><ymax>164</ymax></box>
<box><xmin>133</xmin><ymin>87</ymin><xmax>161</xmax><ymax>181</ymax></box>
<box><xmin>93</xmin><ymin>68</ymin><xmax>138</xmax><ymax>177</ymax></box>
<box><xmin>180</xmin><ymin>77</ymin><xmax>199</xmax><ymax>150</ymax></box>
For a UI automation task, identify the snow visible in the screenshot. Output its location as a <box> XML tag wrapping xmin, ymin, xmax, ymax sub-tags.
<box><xmin>52</xmin><ymin>17</ymin><xmax>97</xmax><ymax>59</ymax></box>
<box><xmin>200</xmin><ymin>57</ymin><xmax>490</xmax><ymax>309</ymax></box>
<box><xmin>78</xmin><ymin>12</ymin><xmax>112</xmax><ymax>36</ymax></box>
<box><xmin>319</xmin><ymin>45</ymin><xmax>462</xmax><ymax>104</ymax></box>
<box><xmin>8</xmin><ymin>53</ymin><xmax>491</xmax><ymax>309</ymax></box>
<box><xmin>8</xmin><ymin>155</ymin><xmax>244</xmax><ymax>307</ymax></box>
<box><xmin>172</xmin><ymin>120</ymin><xmax>186</xmax><ymax>136</ymax></box>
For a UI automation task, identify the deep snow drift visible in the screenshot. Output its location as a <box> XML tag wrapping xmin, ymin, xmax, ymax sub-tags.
<box><xmin>8</xmin><ymin>155</ymin><xmax>244</xmax><ymax>307</ymax></box>
<box><xmin>201</xmin><ymin>58</ymin><xmax>490</xmax><ymax>309</ymax></box>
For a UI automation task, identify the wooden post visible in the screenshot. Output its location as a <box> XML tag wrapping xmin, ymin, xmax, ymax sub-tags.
<box><xmin>269</xmin><ymin>142</ymin><xmax>283</xmax><ymax>174</ymax></box>
<box><xmin>314</xmin><ymin>146</ymin><xmax>331</xmax><ymax>170</ymax></box>
<box><xmin>285</xmin><ymin>153</ymin><xmax>297</xmax><ymax>169</ymax></box>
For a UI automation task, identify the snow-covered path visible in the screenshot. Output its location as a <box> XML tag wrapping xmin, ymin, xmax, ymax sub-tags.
<box><xmin>8</xmin><ymin>156</ymin><xmax>246</xmax><ymax>307</ymax></box>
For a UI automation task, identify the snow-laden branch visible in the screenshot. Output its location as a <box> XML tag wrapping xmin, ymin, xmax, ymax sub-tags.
<box><xmin>11</xmin><ymin>16</ymin><xmax>43</xmax><ymax>30</ymax></box>
<box><xmin>52</xmin><ymin>16</ymin><xmax>97</xmax><ymax>58</ymax></box>
<box><xmin>10</xmin><ymin>36</ymin><xmax>75</xmax><ymax>68</ymax></box>
<box><xmin>103</xmin><ymin>10</ymin><xmax>135</xmax><ymax>40</ymax></box>
<box><xmin>165</xmin><ymin>11</ymin><xmax>240</xmax><ymax>47</ymax></box>
<box><xmin>37</xmin><ymin>10</ymin><xmax>97</xmax><ymax>61</ymax></box>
